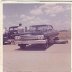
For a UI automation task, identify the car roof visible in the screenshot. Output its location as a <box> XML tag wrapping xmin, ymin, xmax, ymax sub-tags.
<box><xmin>30</xmin><ymin>25</ymin><xmax>52</xmax><ymax>27</ymax></box>
<box><xmin>9</xmin><ymin>26</ymin><xmax>18</xmax><ymax>29</ymax></box>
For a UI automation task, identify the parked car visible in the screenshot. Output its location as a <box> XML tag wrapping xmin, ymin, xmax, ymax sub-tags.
<box><xmin>3</xmin><ymin>26</ymin><xmax>18</xmax><ymax>45</ymax></box>
<box><xmin>15</xmin><ymin>25</ymin><xmax>59</xmax><ymax>49</ymax></box>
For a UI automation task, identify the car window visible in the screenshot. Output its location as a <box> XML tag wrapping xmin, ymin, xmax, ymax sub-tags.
<box><xmin>29</xmin><ymin>27</ymin><xmax>36</xmax><ymax>31</ymax></box>
<box><xmin>9</xmin><ymin>28</ymin><xmax>13</xmax><ymax>31</ymax></box>
<box><xmin>38</xmin><ymin>25</ymin><xmax>53</xmax><ymax>31</ymax></box>
<box><xmin>9</xmin><ymin>28</ymin><xmax>18</xmax><ymax>31</ymax></box>
<box><xmin>29</xmin><ymin>25</ymin><xmax>53</xmax><ymax>31</ymax></box>
<box><xmin>47</xmin><ymin>25</ymin><xmax>53</xmax><ymax>30</ymax></box>
<box><xmin>14</xmin><ymin>28</ymin><xmax>18</xmax><ymax>30</ymax></box>
<box><xmin>38</xmin><ymin>26</ymin><xmax>48</xmax><ymax>31</ymax></box>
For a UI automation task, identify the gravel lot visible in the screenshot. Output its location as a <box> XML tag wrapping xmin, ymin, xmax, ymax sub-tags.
<box><xmin>3</xmin><ymin>40</ymin><xmax>71</xmax><ymax>72</ymax></box>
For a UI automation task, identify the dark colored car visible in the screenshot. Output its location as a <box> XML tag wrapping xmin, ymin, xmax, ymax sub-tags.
<box><xmin>3</xmin><ymin>26</ymin><xmax>18</xmax><ymax>45</ymax></box>
<box><xmin>15</xmin><ymin>24</ymin><xmax>59</xmax><ymax>49</ymax></box>
<box><xmin>8</xmin><ymin>26</ymin><xmax>18</xmax><ymax>39</ymax></box>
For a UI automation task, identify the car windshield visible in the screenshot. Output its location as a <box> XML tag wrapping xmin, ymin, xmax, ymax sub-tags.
<box><xmin>29</xmin><ymin>25</ymin><xmax>53</xmax><ymax>31</ymax></box>
<box><xmin>9</xmin><ymin>28</ymin><xmax>18</xmax><ymax>31</ymax></box>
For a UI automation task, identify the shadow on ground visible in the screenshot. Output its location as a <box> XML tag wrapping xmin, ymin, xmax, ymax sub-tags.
<box><xmin>16</xmin><ymin>44</ymin><xmax>53</xmax><ymax>51</ymax></box>
<box><xmin>16</xmin><ymin>40</ymin><xmax>68</xmax><ymax>51</ymax></box>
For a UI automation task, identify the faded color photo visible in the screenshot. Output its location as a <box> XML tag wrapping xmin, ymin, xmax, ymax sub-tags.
<box><xmin>2</xmin><ymin>0</ymin><xmax>38</xmax><ymax>1</ymax></box>
<box><xmin>3</xmin><ymin>3</ymin><xmax>71</xmax><ymax>72</ymax></box>
<box><xmin>2</xmin><ymin>0</ymin><xmax>72</xmax><ymax>2</ymax></box>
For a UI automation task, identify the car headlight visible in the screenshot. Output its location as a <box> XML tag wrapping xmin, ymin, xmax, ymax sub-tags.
<box><xmin>15</xmin><ymin>36</ymin><xmax>21</xmax><ymax>40</ymax></box>
<box><xmin>37</xmin><ymin>35</ymin><xmax>44</xmax><ymax>40</ymax></box>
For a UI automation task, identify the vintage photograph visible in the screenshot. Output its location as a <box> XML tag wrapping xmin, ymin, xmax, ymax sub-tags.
<box><xmin>2</xmin><ymin>0</ymin><xmax>72</xmax><ymax>2</ymax></box>
<box><xmin>2</xmin><ymin>0</ymin><xmax>38</xmax><ymax>1</ymax></box>
<box><xmin>3</xmin><ymin>3</ymin><xmax>71</xmax><ymax>72</ymax></box>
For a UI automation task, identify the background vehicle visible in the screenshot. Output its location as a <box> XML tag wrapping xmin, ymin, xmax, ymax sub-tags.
<box><xmin>15</xmin><ymin>25</ymin><xmax>59</xmax><ymax>49</ymax></box>
<box><xmin>8</xmin><ymin>26</ymin><xmax>18</xmax><ymax>39</ymax></box>
<box><xmin>3</xmin><ymin>26</ymin><xmax>18</xmax><ymax>45</ymax></box>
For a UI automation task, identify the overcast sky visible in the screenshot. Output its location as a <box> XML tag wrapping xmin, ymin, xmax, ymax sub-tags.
<box><xmin>3</xmin><ymin>3</ymin><xmax>71</xmax><ymax>30</ymax></box>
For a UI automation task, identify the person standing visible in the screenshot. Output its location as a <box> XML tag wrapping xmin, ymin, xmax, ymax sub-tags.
<box><xmin>17</xmin><ymin>23</ymin><xmax>25</xmax><ymax>35</ymax></box>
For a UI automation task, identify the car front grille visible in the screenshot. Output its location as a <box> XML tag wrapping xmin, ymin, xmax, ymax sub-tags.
<box><xmin>20</xmin><ymin>35</ymin><xmax>44</xmax><ymax>40</ymax></box>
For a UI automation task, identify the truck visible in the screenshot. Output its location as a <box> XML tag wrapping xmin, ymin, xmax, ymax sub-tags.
<box><xmin>15</xmin><ymin>25</ymin><xmax>59</xmax><ymax>49</ymax></box>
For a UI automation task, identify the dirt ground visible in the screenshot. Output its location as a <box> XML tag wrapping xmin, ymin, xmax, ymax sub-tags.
<box><xmin>3</xmin><ymin>40</ymin><xmax>71</xmax><ymax>72</ymax></box>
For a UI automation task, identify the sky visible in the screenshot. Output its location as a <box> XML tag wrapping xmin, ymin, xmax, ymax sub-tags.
<box><xmin>3</xmin><ymin>3</ymin><xmax>71</xmax><ymax>30</ymax></box>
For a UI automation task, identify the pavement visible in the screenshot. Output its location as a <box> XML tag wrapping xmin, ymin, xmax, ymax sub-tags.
<box><xmin>3</xmin><ymin>40</ymin><xmax>71</xmax><ymax>72</ymax></box>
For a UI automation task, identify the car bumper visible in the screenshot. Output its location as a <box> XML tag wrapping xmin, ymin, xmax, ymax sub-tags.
<box><xmin>15</xmin><ymin>40</ymin><xmax>47</xmax><ymax>45</ymax></box>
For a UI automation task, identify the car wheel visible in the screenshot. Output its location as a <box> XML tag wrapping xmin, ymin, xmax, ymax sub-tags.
<box><xmin>48</xmin><ymin>37</ymin><xmax>55</xmax><ymax>44</ymax></box>
<box><xmin>11</xmin><ymin>40</ymin><xmax>15</xmax><ymax>45</ymax></box>
<box><xmin>45</xmin><ymin>43</ymin><xmax>49</xmax><ymax>48</ymax></box>
<box><xmin>42</xmin><ymin>40</ymin><xmax>49</xmax><ymax>49</ymax></box>
<box><xmin>18</xmin><ymin>44</ymin><xmax>26</xmax><ymax>49</ymax></box>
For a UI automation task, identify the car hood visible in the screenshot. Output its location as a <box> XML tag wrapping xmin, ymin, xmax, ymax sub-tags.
<box><xmin>22</xmin><ymin>30</ymin><xmax>43</xmax><ymax>35</ymax></box>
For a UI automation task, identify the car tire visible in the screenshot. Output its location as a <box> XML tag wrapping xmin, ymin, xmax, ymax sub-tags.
<box><xmin>42</xmin><ymin>40</ymin><xmax>49</xmax><ymax>49</ymax></box>
<box><xmin>18</xmin><ymin>44</ymin><xmax>26</xmax><ymax>49</ymax></box>
<box><xmin>48</xmin><ymin>37</ymin><xmax>55</xmax><ymax>44</ymax></box>
<box><xmin>45</xmin><ymin>43</ymin><xmax>49</xmax><ymax>48</ymax></box>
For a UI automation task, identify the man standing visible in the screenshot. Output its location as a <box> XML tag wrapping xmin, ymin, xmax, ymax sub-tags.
<box><xmin>17</xmin><ymin>23</ymin><xmax>24</xmax><ymax>35</ymax></box>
